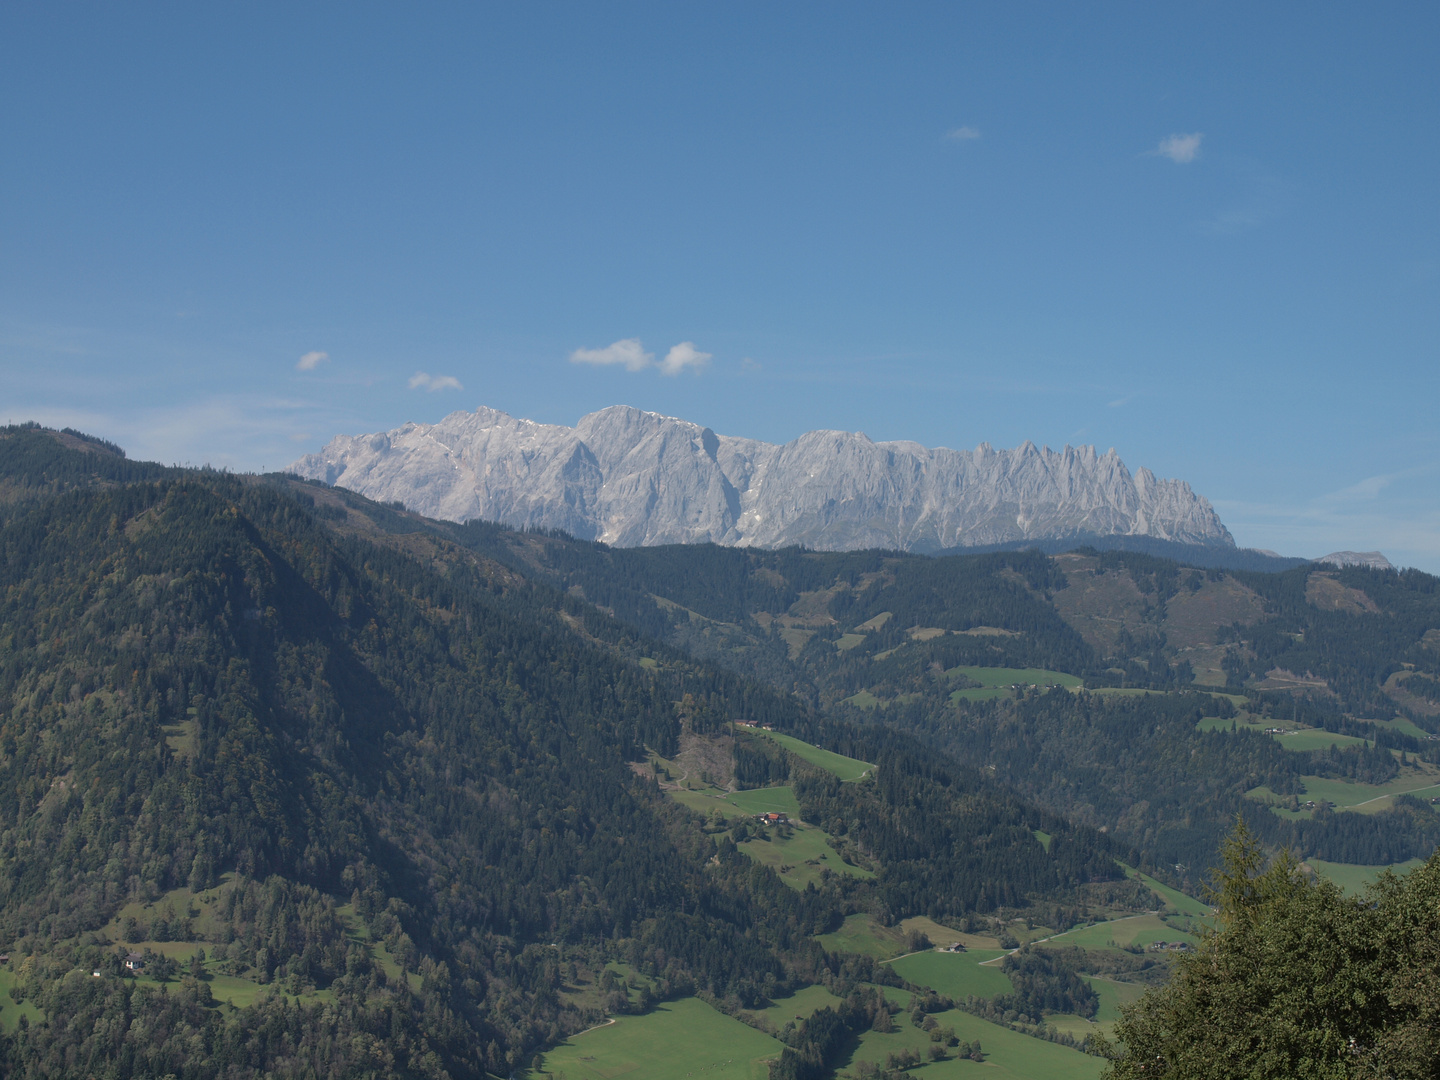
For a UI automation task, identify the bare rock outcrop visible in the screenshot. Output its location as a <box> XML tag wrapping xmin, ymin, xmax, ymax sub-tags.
<box><xmin>290</xmin><ymin>405</ymin><xmax>1235</xmax><ymax>552</ymax></box>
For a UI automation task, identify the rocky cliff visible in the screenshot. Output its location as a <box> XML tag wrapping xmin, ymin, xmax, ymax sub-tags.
<box><xmin>289</xmin><ymin>405</ymin><xmax>1235</xmax><ymax>552</ymax></box>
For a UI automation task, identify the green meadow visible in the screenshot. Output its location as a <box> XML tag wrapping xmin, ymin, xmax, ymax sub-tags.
<box><xmin>747</xmin><ymin>728</ymin><xmax>874</xmax><ymax>781</ymax></box>
<box><xmin>527</xmin><ymin>996</ymin><xmax>784</xmax><ymax>1080</ymax></box>
<box><xmin>1251</xmin><ymin>770</ymin><xmax>1440</xmax><ymax>820</ymax></box>
<box><xmin>1123</xmin><ymin>867</ymin><xmax>1212</xmax><ymax>917</ymax></box>
<box><xmin>816</xmin><ymin>913</ymin><xmax>910</xmax><ymax>959</ymax></box>
<box><xmin>1305</xmin><ymin>857</ymin><xmax>1428</xmax><ymax>895</ymax></box>
<box><xmin>665</xmin><ymin>785</ymin><xmax>870</xmax><ymax>889</ymax></box>
<box><xmin>947</xmin><ymin>666</ymin><xmax>1082</xmax><ymax>702</ymax></box>
<box><xmin>668</xmin><ymin>785</ymin><xmax>801</xmax><ymax>820</ymax></box>
<box><xmin>1372</xmin><ymin>716</ymin><xmax>1434</xmax><ymax>740</ymax></box>
<box><xmin>1269</xmin><ymin>728</ymin><xmax>1371</xmax><ymax>752</ymax></box>
<box><xmin>1046</xmin><ymin>913</ymin><xmax>1198</xmax><ymax>951</ymax></box>
<box><xmin>737</xmin><ymin>818</ymin><xmax>874</xmax><ymax>889</ymax></box>
<box><xmin>753</xmin><ymin>984</ymin><xmax>843</xmax><ymax>1028</ymax></box>
<box><xmin>889</xmin><ymin>948</ymin><xmax>1014</xmax><ymax>999</ymax></box>
<box><xmin>0</xmin><ymin>967</ymin><xmax>44</xmax><ymax>1032</ymax></box>
<box><xmin>841</xmin><ymin>994</ymin><xmax>1104</xmax><ymax>1080</ymax></box>
<box><xmin>1087</xmin><ymin>687</ymin><xmax>1171</xmax><ymax>698</ymax></box>
<box><xmin>1044</xmin><ymin>977</ymin><xmax>1147</xmax><ymax>1042</ymax></box>
<box><xmin>816</xmin><ymin>914</ymin><xmax>994</xmax><ymax>960</ymax></box>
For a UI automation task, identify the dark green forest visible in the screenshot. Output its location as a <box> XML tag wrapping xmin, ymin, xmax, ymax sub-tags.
<box><xmin>437</xmin><ymin>514</ymin><xmax>1440</xmax><ymax>895</ymax></box>
<box><xmin>0</xmin><ymin>426</ymin><xmax>1124</xmax><ymax>1078</ymax></box>
<box><xmin>2</xmin><ymin>424</ymin><xmax>1438</xmax><ymax>1079</ymax></box>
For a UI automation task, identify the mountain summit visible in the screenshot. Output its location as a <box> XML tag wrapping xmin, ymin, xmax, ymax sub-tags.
<box><xmin>290</xmin><ymin>405</ymin><xmax>1234</xmax><ymax>552</ymax></box>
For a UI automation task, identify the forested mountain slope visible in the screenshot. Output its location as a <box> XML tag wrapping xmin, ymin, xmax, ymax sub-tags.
<box><xmin>426</xmin><ymin>520</ymin><xmax>1440</xmax><ymax>895</ymax></box>
<box><xmin>0</xmin><ymin>426</ymin><xmax>1128</xmax><ymax>1079</ymax></box>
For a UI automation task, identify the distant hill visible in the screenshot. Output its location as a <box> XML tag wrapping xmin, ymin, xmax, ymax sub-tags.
<box><xmin>290</xmin><ymin>404</ymin><xmax>1236</xmax><ymax>553</ymax></box>
<box><xmin>941</xmin><ymin>534</ymin><xmax>1308</xmax><ymax>574</ymax></box>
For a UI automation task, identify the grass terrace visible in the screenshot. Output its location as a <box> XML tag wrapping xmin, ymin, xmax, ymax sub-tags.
<box><xmin>745</xmin><ymin>727</ymin><xmax>874</xmax><ymax>781</ymax></box>
<box><xmin>948</xmin><ymin>666</ymin><xmax>1082</xmax><ymax>703</ymax></box>
<box><xmin>526</xmin><ymin>996</ymin><xmax>783</xmax><ymax>1080</ymax></box>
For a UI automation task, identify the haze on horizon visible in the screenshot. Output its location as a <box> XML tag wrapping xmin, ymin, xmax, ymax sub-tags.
<box><xmin>1</xmin><ymin>4</ymin><xmax>1436</xmax><ymax>569</ymax></box>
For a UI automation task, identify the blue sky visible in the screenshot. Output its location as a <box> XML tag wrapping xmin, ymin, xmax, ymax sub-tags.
<box><xmin>2</xmin><ymin>4</ymin><xmax>1437</xmax><ymax>568</ymax></box>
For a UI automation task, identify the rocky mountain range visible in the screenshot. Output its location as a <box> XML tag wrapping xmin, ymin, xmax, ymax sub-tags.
<box><xmin>289</xmin><ymin>405</ymin><xmax>1236</xmax><ymax>552</ymax></box>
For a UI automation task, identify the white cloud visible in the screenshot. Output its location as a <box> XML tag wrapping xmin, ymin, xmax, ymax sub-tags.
<box><xmin>659</xmin><ymin>341</ymin><xmax>712</xmax><ymax>376</ymax></box>
<box><xmin>945</xmin><ymin>126</ymin><xmax>981</xmax><ymax>141</ymax></box>
<box><xmin>741</xmin><ymin>356</ymin><xmax>762</xmax><ymax>371</ymax></box>
<box><xmin>1155</xmin><ymin>132</ymin><xmax>1203</xmax><ymax>163</ymax></box>
<box><xmin>569</xmin><ymin>338</ymin><xmax>654</xmax><ymax>371</ymax></box>
<box><xmin>568</xmin><ymin>338</ymin><xmax>712</xmax><ymax>376</ymax></box>
<box><xmin>408</xmin><ymin>372</ymin><xmax>464</xmax><ymax>392</ymax></box>
<box><xmin>296</xmin><ymin>350</ymin><xmax>329</xmax><ymax>371</ymax></box>
<box><xmin>1107</xmin><ymin>396</ymin><xmax>1132</xmax><ymax>409</ymax></box>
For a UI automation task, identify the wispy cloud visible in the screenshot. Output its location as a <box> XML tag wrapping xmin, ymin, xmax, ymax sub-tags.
<box><xmin>1107</xmin><ymin>396</ymin><xmax>1132</xmax><ymax>409</ymax></box>
<box><xmin>408</xmin><ymin>372</ymin><xmax>464</xmax><ymax>392</ymax></box>
<box><xmin>741</xmin><ymin>356</ymin><xmax>762</xmax><ymax>371</ymax></box>
<box><xmin>1213</xmin><ymin>461</ymin><xmax>1440</xmax><ymax>569</ymax></box>
<box><xmin>569</xmin><ymin>338</ymin><xmax>712</xmax><ymax>376</ymax></box>
<box><xmin>945</xmin><ymin>126</ymin><xmax>981</xmax><ymax>141</ymax></box>
<box><xmin>1154</xmin><ymin>132</ymin><xmax>1202</xmax><ymax>163</ymax></box>
<box><xmin>659</xmin><ymin>342</ymin><xmax>711</xmax><ymax>376</ymax></box>
<box><xmin>296</xmin><ymin>350</ymin><xmax>329</xmax><ymax>371</ymax></box>
<box><xmin>570</xmin><ymin>338</ymin><xmax>654</xmax><ymax>371</ymax></box>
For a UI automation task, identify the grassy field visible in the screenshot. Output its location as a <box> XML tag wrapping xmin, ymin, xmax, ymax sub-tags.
<box><xmin>1046</xmin><ymin>914</ymin><xmax>1198</xmax><ymax>951</ymax></box>
<box><xmin>816</xmin><ymin>914</ymin><xmax>1001</xmax><ymax>960</ymax></box>
<box><xmin>664</xmin><ymin>785</ymin><xmax>871</xmax><ymax>889</ymax></box>
<box><xmin>889</xmin><ymin>949</ymin><xmax>1013</xmax><ymax>999</ymax></box>
<box><xmin>736</xmin><ymin>819</ymin><xmax>874</xmax><ymax>889</ymax></box>
<box><xmin>815</xmin><ymin>914</ymin><xmax>905</xmax><ymax>959</ymax></box>
<box><xmin>1300</xmin><ymin>772</ymin><xmax>1440</xmax><ymax>809</ymax></box>
<box><xmin>1251</xmin><ymin>768</ymin><xmax>1440</xmax><ymax>819</ymax></box>
<box><xmin>947</xmin><ymin>685</ymin><xmax>1017</xmax><ymax>703</ymax></box>
<box><xmin>1373</xmin><ymin>716</ymin><xmax>1434</xmax><ymax>740</ymax></box>
<box><xmin>947</xmin><ymin>666</ymin><xmax>1082</xmax><ymax>703</ymax></box>
<box><xmin>1268</xmin><ymin>728</ymin><xmax>1371</xmax><ymax>752</ymax></box>
<box><xmin>835</xmin><ymin>633</ymin><xmax>867</xmax><ymax>651</ymax></box>
<box><xmin>948</xmin><ymin>666</ymin><xmax>1084</xmax><ymax>689</ymax></box>
<box><xmin>854</xmin><ymin>612</ymin><xmax>893</xmax><ymax>632</ymax></box>
<box><xmin>1305</xmin><ymin>857</ymin><xmax>1428</xmax><ymax>895</ymax></box>
<box><xmin>669</xmin><ymin>785</ymin><xmax>803</xmax><ymax>820</ymax></box>
<box><xmin>1086</xmin><ymin>687</ymin><xmax>1170</xmax><ymax>698</ymax></box>
<box><xmin>1123</xmin><ymin>867</ymin><xmax>1211</xmax><ymax>917</ymax></box>
<box><xmin>841</xmin><ymin>994</ymin><xmax>1104</xmax><ymax>1080</ymax></box>
<box><xmin>727</xmin><ymin>786</ymin><xmax>805</xmax><ymax>816</ymax></box>
<box><xmin>1088</xmin><ymin>976</ymin><xmax>1147</xmax><ymax>1023</ymax></box>
<box><xmin>0</xmin><ymin>966</ymin><xmax>44</xmax><ymax>1032</ymax></box>
<box><xmin>778</xmin><ymin>627</ymin><xmax>814</xmax><ymax>659</ymax></box>
<box><xmin>753</xmin><ymin>984</ymin><xmax>842</xmax><ymax>1028</ymax></box>
<box><xmin>526</xmin><ymin>997</ymin><xmax>784</xmax><ymax>1080</ymax></box>
<box><xmin>748</xmin><ymin>729</ymin><xmax>873</xmax><ymax>781</ymax></box>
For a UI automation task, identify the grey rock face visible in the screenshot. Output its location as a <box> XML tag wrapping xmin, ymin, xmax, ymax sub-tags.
<box><xmin>290</xmin><ymin>405</ymin><xmax>1235</xmax><ymax>551</ymax></box>
<box><xmin>1317</xmin><ymin>551</ymin><xmax>1394</xmax><ymax>571</ymax></box>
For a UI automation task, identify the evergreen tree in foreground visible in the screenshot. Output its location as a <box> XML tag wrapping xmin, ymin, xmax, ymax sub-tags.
<box><xmin>1099</xmin><ymin>820</ymin><xmax>1440</xmax><ymax>1079</ymax></box>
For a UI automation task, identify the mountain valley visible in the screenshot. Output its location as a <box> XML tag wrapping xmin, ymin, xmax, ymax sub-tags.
<box><xmin>1</xmin><ymin>423</ymin><xmax>1437</xmax><ymax>1080</ymax></box>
